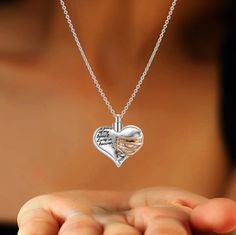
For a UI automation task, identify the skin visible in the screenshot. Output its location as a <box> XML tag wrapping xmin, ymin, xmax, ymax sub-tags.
<box><xmin>17</xmin><ymin>187</ymin><xmax>236</xmax><ymax>235</ymax></box>
<box><xmin>0</xmin><ymin>0</ymin><xmax>236</xmax><ymax>234</ymax></box>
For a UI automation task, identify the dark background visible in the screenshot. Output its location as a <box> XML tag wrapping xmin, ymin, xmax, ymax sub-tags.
<box><xmin>221</xmin><ymin>0</ymin><xmax>236</xmax><ymax>167</ymax></box>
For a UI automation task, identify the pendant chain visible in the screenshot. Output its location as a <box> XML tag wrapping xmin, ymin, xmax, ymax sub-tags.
<box><xmin>59</xmin><ymin>0</ymin><xmax>178</xmax><ymax>119</ymax></box>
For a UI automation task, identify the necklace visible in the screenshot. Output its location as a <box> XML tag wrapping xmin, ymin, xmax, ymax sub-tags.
<box><xmin>59</xmin><ymin>0</ymin><xmax>178</xmax><ymax>167</ymax></box>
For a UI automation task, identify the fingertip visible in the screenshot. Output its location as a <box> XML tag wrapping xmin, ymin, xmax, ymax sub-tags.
<box><xmin>59</xmin><ymin>214</ymin><xmax>103</xmax><ymax>235</ymax></box>
<box><xmin>190</xmin><ymin>198</ymin><xmax>236</xmax><ymax>233</ymax></box>
<box><xmin>19</xmin><ymin>222</ymin><xmax>57</xmax><ymax>235</ymax></box>
<box><xmin>18</xmin><ymin>208</ymin><xmax>59</xmax><ymax>235</ymax></box>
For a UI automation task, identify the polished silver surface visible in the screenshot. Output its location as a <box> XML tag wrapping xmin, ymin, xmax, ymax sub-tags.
<box><xmin>112</xmin><ymin>115</ymin><xmax>122</xmax><ymax>132</ymax></box>
<box><xmin>93</xmin><ymin>121</ymin><xmax>144</xmax><ymax>167</ymax></box>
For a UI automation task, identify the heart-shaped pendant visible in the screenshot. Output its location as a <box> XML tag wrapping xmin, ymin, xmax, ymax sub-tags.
<box><xmin>93</xmin><ymin>116</ymin><xmax>144</xmax><ymax>167</ymax></box>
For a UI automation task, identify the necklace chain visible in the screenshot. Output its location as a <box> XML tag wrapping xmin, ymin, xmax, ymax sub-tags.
<box><xmin>59</xmin><ymin>0</ymin><xmax>178</xmax><ymax>119</ymax></box>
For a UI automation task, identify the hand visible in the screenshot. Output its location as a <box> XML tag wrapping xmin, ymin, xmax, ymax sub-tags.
<box><xmin>17</xmin><ymin>187</ymin><xmax>236</xmax><ymax>235</ymax></box>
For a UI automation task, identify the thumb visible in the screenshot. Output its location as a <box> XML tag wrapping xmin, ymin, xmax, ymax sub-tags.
<box><xmin>190</xmin><ymin>198</ymin><xmax>236</xmax><ymax>234</ymax></box>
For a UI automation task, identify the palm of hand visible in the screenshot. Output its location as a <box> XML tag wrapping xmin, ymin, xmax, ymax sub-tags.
<box><xmin>18</xmin><ymin>187</ymin><xmax>236</xmax><ymax>235</ymax></box>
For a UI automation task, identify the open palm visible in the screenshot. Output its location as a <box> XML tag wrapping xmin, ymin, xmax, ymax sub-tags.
<box><xmin>17</xmin><ymin>187</ymin><xmax>236</xmax><ymax>235</ymax></box>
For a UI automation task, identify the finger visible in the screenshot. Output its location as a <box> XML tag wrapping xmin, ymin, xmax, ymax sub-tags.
<box><xmin>145</xmin><ymin>217</ymin><xmax>191</xmax><ymax>235</ymax></box>
<box><xmin>127</xmin><ymin>206</ymin><xmax>191</xmax><ymax>234</ymax></box>
<box><xmin>103</xmin><ymin>222</ymin><xmax>141</xmax><ymax>235</ymax></box>
<box><xmin>93</xmin><ymin>207</ymin><xmax>141</xmax><ymax>235</ymax></box>
<box><xmin>58</xmin><ymin>213</ymin><xmax>103</xmax><ymax>235</ymax></box>
<box><xmin>18</xmin><ymin>190</ymin><xmax>131</xmax><ymax>225</ymax></box>
<box><xmin>129</xmin><ymin>187</ymin><xmax>208</xmax><ymax>211</ymax></box>
<box><xmin>190</xmin><ymin>198</ymin><xmax>236</xmax><ymax>233</ymax></box>
<box><xmin>18</xmin><ymin>208</ymin><xmax>59</xmax><ymax>235</ymax></box>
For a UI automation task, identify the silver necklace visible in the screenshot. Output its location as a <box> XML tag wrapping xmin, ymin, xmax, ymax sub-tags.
<box><xmin>59</xmin><ymin>0</ymin><xmax>178</xmax><ymax>167</ymax></box>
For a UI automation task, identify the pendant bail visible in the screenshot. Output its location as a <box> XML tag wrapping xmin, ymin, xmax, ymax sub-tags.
<box><xmin>113</xmin><ymin>115</ymin><xmax>122</xmax><ymax>132</ymax></box>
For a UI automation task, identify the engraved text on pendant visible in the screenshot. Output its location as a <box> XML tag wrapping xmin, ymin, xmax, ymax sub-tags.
<box><xmin>93</xmin><ymin>124</ymin><xmax>144</xmax><ymax>167</ymax></box>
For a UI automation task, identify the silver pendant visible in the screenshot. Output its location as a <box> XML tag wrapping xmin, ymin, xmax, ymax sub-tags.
<box><xmin>93</xmin><ymin>116</ymin><xmax>144</xmax><ymax>167</ymax></box>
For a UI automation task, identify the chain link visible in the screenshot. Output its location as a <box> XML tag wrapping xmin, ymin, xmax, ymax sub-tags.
<box><xmin>59</xmin><ymin>0</ymin><xmax>178</xmax><ymax>119</ymax></box>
